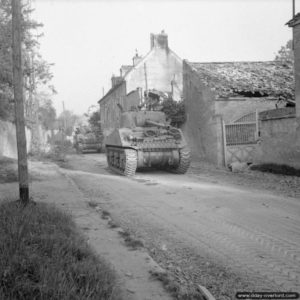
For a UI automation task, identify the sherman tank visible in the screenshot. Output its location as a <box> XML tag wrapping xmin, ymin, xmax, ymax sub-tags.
<box><xmin>74</xmin><ymin>126</ymin><xmax>102</xmax><ymax>154</ymax></box>
<box><xmin>105</xmin><ymin>109</ymin><xmax>190</xmax><ymax>176</ymax></box>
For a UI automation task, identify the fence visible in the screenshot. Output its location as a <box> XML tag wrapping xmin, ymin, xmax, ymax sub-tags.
<box><xmin>223</xmin><ymin>111</ymin><xmax>259</xmax><ymax>166</ymax></box>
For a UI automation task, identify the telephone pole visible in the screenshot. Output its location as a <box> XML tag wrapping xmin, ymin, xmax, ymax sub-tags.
<box><xmin>12</xmin><ymin>0</ymin><xmax>29</xmax><ymax>204</ymax></box>
<box><xmin>62</xmin><ymin>101</ymin><xmax>67</xmax><ymax>132</ymax></box>
<box><xmin>61</xmin><ymin>101</ymin><xmax>67</xmax><ymax>159</ymax></box>
<box><xmin>293</xmin><ymin>0</ymin><xmax>295</xmax><ymax>17</ymax></box>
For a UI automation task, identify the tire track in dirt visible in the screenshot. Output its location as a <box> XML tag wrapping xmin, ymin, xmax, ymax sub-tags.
<box><xmin>128</xmin><ymin>178</ymin><xmax>298</xmax><ymax>291</ymax></box>
<box><xmin>63</xmin><ymin>154</ymin><xmax>300</xmax><ymax>294</ymax></box>
<box><xmin>145</xmin><ymin>174</ymin><xmax>300</xmax><ymax>290</ymax></box>
<box><xmin>200</xmin><ymin>207</ymin><xmax>300</xmax><ymax>254</ymax></box>
<box><xmin>192</xmin><ymin>217</ymin><xmax>300</xmax><ymax>291</ymax></box>
<box><xmin>144</xmin><ymin>175</ymin><xmax>300</xmax><ymax>280</ymax></box>
<box><xmin>68</xmin><ymin>171</ymin><xmax>300</xmax><ymax>292</ymax></box>
<box><xmin>160</xmin><ymin>209</ymin><xmax>300</xmax><ymax>291</ymax></box>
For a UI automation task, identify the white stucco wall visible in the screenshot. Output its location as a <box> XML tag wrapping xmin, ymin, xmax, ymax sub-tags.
<box><xmin>0</xmin><ymin>120</ymin><xmax>32</xmax><ymax>159</ymax></box>
<box><xmin>125</xmin><ymin>48</ymin><xmax>182</xmax><ymax>101</ymax></box>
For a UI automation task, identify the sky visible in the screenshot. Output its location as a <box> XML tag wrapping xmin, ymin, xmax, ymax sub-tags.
<box><xmin>31</xmin><ymin>0</ymin><xmax>298</xmax><ymax>115</ymax></box>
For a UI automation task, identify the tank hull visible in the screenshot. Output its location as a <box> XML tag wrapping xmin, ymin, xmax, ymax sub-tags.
<box><xmin>74</xmin><ymin>132</ymin><xmax>102</xmax><ymax>154</ymax></box>
<box><xmin>105</xmin><ymin>110</ymin><xmax>191</xmax><ymax>176</ymax></box>
<box><xmin>137</xmin><ymin>149</ymin><xmax>180</xmax><ymax>168</ymax></box>
<box><xmin>76</xmin><ymin>142</ymin><xmax>102</xmax><ymax>153</ymax></box>
<box><xmin>106</xmin><ymin>143</ymin><xmax>190</xmax><ymax>176</ymax></box>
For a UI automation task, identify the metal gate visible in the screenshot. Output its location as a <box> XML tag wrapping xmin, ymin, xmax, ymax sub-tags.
<box><xmin>223</xmin><ymin>111</ymin><xmax>259</xmax><ymax>166</ymax></box>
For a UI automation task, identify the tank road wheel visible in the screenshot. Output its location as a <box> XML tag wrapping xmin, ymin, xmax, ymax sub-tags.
<box><xmin>172</xmin><ymin>146</ymin><xmax>191</xmax><ymax>174</ymax></box>
<box><xmin>106</xmin><ymin>147</ymin><xmax>137</xmax><ymax>176</ymax></box>
<box><xmin>123</xmin><ymin>149</ymin><xmax>137</xmax><ymax>176</ymax></box>
<box><xmin>106</xmin><ymin>148</ymin><xmax>117</xmax><ymax>169</ymax></box>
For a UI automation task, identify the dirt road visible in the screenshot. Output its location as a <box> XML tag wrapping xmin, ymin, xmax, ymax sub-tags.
<box><xmin>60</xmin><ymin>153</ymin><xmax>300</xmax><ymax>299</ymax></box>
<box><xmin>2</xmin><ymin>153</ymin><xmax>298</xmax><ymax>299</ymax></box>
<box><xmin>0</xmin><ymin>159</ymin><xmax>174</xmax><ymax>300</ymax></box>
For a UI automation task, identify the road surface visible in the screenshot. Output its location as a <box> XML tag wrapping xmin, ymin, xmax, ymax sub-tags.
<box><xmin>62</xmin><ymin>153</ymin><xmax>300</xmax><ymax>299</ymax></box>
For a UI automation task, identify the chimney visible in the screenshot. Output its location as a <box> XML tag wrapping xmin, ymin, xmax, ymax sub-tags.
<box><xmin>111</xmin><ymin>75</ymin><xmax>123</xmax><ymax>88</ymax></box>
<box><xmin>133</xmin><ymin>51</ymin><xmax>143</xmax><ymax>66</ymax></box>
<box><xmin>150</xmin><ymin>30</ymin><xmax>168</xmax><ymax>50</ymax></box>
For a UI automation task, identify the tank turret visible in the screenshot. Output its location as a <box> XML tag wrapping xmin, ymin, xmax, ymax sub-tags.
<box><xmin>105</xmin><ymin>108</ymin><xmax>190</xmax><ymax>176</ymax></box>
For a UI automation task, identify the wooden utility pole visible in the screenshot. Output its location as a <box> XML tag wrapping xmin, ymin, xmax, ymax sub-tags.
<box><xmin>293</xmin><ymin>0</ymin><xmax>295</xmax><ymax>17</ymax></box>
<box><xmin>144</xmin><ymin>63</ymin><xmax>148</xmax><ymax>92</ymax></box>
<box><xmin>62</xmin><ymin>101</ymin><xmax>67</xmax><ymax>133</ymax></box>
<box><xmin>12</xmin><ymin>0</ymin><xmax>29</xmax><ymax>204</ymax></box>
<box><xmin>292</xmin><ymin>0</ymin><xmax>296</xmax><ymax>50</ymax></box>
<box><xmin>61</xmin><ymin>101</ymin><xmax>67</xmax><ymax>158</ymax></box>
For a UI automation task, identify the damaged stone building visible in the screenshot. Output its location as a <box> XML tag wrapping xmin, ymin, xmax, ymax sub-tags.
<box><xmin>182</xmin><ymin>60</ymin><xmax>295</xmax><ymax>166</ymax></box>
<box><xmin>98</xmin><ymin>31</ymin><xmax>183</xmax><ymax>138</ymax></box>
<box><xmin>288</xmin><ymin>14</ymin><xmax>300</xmax><ymax>126</ymax></box>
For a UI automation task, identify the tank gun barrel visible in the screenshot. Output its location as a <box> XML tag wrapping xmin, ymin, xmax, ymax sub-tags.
<box><xmin>145</xmin><ymin>119</ymin><xmax>169</xmax><ymax>129</ymax></box>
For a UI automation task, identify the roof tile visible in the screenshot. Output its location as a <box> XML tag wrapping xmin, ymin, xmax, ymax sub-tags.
<box><xmin>188</xmin><ymin>61</ymin><xmax>294</xmax><ymax>99</ymax></box>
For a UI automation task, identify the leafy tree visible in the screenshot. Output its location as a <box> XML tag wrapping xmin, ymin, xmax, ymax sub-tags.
<box><xmin>161</xmin><ymin>98</ymin><xmax>186</xmax><ymax>128</ymax></box>
<box><xmin>88</xmin><ymin>110</ymin><xmax>100</xmax><ymax>129</ymax></box>
<box><xmin>0</xmin><ymin>0</ymin><xmax>55</xmax><ymax>122</ymax></box>
<box><xmin>274</xmin><ymin>40</ymin><xmax>295</xmax><ymax>106</ymax></box>
<box><xmin>37</xmin><ymin>92</ymin><xmax>56</xmax><ymax>130</ymax></box>
<box><xmin>275</xmin><ymin>40</ymin><xmax>294</xmax><ymax>64</ymax></box>
<box><xmin>0</xmin><ymin>0</ymin><xmax>14</xmax><ymax>120</ymax></box>
<box><xmin>87</xmin><ymin>110</ymin><xmax>103</xmax><ymax>139</ymax></box>
<box><xmin>57</xmin><ymin>110</ymin><xmax>79</xmax><ymax>136</ymax></box>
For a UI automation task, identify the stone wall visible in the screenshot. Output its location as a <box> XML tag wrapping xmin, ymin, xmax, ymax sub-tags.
<box><xmin>99</xmin><ymin>82</ymin><xmax>127</xmax><ymax>137</ymax></box>
<box><xmin>294</xmin><ymin>24</ymin><xmax>300</xmax><ymax>133</ymax></box>
<box><xmin>293</xmin><ymin>23</ymin><xmax>300</xmax><ymax>119</ymax></box>
<box><xmin>290</xmin><ymin>20</ymin><xmax>300</xmax><ymax>138</ymax></box>
<box><xmin>259</xmin><ymin>107</ymin><xmax>296</xmax><ymax>120</ymax></box>
<box><xmin>255</xmin><ymin>108</ymin><xmax>300</xmax><ymax>168</ymax></box>
<box><xmin>183</xmin><ymin>60</ymin><xmax>283</xmax><ymax>166</ymax></box>
<box><xmin>215</xmin><ymin>98</ymin><xmax>276</xmax><ymax>123</ymax></box>
<box><xmin>35</xmin><ymin>125</ymin><xmax>52</xmax><ymax>153</ymax></box>
<box><xmin>182</xmin><ymin>60</ymin><xmax>222</xmax><ymax>164</ymax></box>
<box><xmin>123</xmin><ymin>89</ymin><xmax>141</xmax><ymax>111</ymax></box>
<box><xmin>0</xmin><ymin>120</ymin><xmax>32</xmax><ymax>159</ymax></box>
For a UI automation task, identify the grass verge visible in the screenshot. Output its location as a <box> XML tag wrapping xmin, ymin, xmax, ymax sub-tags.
<box><xmin>250</xmin><ymin>163</ymin><xmax>300</xmax><ymax>177</ymax></box>
<box><xmin>150</xmin><ymin>270</ymin><xmax>206</xmax><ymax>300</ymax></box>
<box><xmin>0</xmin><ymin>157</ymin><xmax>18</xmax><ymax>183</ymax></box>
<box><xmin>0</xmin><ymin>200</ymin><xmax>121</xmax><ymax>300</ymax></box>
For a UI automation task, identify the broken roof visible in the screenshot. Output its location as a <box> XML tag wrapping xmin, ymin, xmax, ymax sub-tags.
<box><xmin>286</xmin><ymin>13</ymin><xmax>300</xmax><ymax>27</ymax></box>
<box><xmin>188</xmin><ymin>61</ymin><xmax>294</xmax><ymax>100</ymax></box>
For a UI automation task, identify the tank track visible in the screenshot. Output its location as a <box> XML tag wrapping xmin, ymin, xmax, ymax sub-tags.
<box><xmin>171</xmin><ymin>146</ymin><xmax>191</xmax><ymax>174</ymax></box>
<box><xmin>106</xmin><ymin>147</ymin><xmax>137</xmax><ymax>176</ymax></box>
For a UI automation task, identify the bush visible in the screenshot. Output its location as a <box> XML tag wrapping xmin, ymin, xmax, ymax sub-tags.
<box><xmin>161</xmin><ymin>99</ymin><xmax>186</xmax><ymax>128</ymax></box>
<box><xmin>0</xmin><ymin>201</ymin><xmax>120</xmax><ymax>300</ymax></box>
